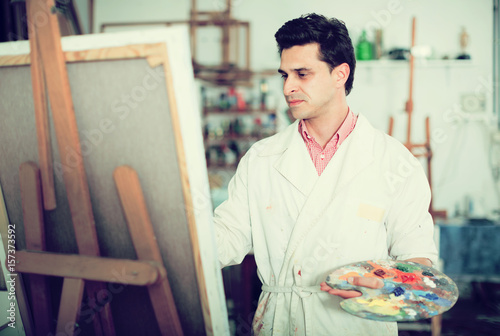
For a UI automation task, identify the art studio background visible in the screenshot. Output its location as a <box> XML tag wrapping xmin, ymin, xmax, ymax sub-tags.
<box><xmin>1</xmin><ymin>0</ymin><xmax>499</xmax><ymax>335</ymax></box>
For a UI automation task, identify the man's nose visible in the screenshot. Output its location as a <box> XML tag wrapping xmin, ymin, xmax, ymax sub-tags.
<box><xmin>283</xmin><ymin>77</ymin><xmax>298</xmax><ymax>95</ymax></box>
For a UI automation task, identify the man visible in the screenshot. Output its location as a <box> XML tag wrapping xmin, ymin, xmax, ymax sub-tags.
<box><xmin>214</xmin><ymin>13</ymin><xmax>438</xmax><ymax>335</ymax></box>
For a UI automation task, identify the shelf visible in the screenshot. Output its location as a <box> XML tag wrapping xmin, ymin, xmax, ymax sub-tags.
<box><xmin>201</xmin><ymin>74</ymin><xmax>278</xmax><ymax>181</ymax></box>
<box><xmin>205</xmin><ymin>134</ymin><xmax>269</xmax><ymax>145</ymax></box>
<box><xmin>207</xmin><ymin>163</ymin><xmax>238</xmax><ymax>169</ymax></box>
<box><xmin>356</xmin><ymin>59</ymin><xmax>474</xmax><ymax>69</ymax></box>
<box><xmin>204</xmin><ymin>107</ymin><xmax>277</xmax><ymax>115</ymax></box>
<box><xmin>208</xmin><ymin>165</ymin><xmax>237</xmax><ymax>173</ymax></box>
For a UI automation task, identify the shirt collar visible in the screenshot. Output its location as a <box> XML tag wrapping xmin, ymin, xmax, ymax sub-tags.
<box><xmin>298</xmin><ymin>108</ymin><xmax>355</xmax><ymax>146</ymax></box>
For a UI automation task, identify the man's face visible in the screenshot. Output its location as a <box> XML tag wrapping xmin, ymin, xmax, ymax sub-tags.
<box><xmin>279</xmin><ymin>43</ymin><xmax>340</xmax><ymax>121</ymax></box>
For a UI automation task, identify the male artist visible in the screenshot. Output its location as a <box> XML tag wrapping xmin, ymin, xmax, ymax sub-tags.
<box><xmin>213</xmin><ymin>13</ymin><xmax>438</xmax><ymax>335</ymax></box>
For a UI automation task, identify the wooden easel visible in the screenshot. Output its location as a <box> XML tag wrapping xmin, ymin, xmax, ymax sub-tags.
<box><xmin>14</xmin><ymin>1</ymin><xmax>183</xmax><ymax>335</ymax></box>
<box><xmin>388</xmin><ymin>17</ymin><xmax>446</xmax><ymax>336</ymax></box>
<box><xmin>387</xmin><ymin>17</ymin><xmax>447</xmax><ymax>220</ymax></box>
<box><xmin>99</xmin><ymin>0</ymin><xmax>252</xmax><ymax>85</ymax></box>
<box><xmin>17</xmin><ymin>163</ymin><xmax>183</xmax><ymax>335</ymax></box>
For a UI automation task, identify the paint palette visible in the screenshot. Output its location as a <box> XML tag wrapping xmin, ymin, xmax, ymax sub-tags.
<box><xmin>325</xmin><ymin>260</ymin><xmax>459</xmax><ymax>322</ymax></box>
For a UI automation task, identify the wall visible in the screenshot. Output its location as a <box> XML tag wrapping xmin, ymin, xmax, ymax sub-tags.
<box><xmin>91</xmin><ymin>0</ymin><xmax>500</xmax><ymax>218</ymax></box>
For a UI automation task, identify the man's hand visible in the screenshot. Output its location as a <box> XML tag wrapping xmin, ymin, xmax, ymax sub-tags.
<box><xmin>320</xmin><ymin>277</ymin><xmax>384</xmax><ymax>299</ymax></box>
<box><xmin>321</xmin><ymin>258</ymin><xmax>432</xmax><ymax>299</ymax></box>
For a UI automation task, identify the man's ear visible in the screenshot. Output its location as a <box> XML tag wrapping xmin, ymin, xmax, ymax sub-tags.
<box><xmin>334</xmin><ymin>63</ymin><xmax>350</xmax><ymax>88</ymax></box>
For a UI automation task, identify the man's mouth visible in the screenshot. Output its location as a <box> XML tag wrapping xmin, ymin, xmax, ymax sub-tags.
<box><xmin>288</xmin><ymin>99</ymin><xmax>304</xmax><ymax>107</ymax></box>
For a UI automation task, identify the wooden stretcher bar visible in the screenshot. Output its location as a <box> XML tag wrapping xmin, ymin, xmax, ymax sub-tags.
<box><xmin>15</xmin><ymin>250</ymin><xmax>164</xmax><ymax>286</ymax></box>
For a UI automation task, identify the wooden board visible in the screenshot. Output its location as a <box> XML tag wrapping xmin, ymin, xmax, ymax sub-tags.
<box><xmin>0</xmin><ymin>27</ymin><xmax>228</xmax><ymax>335</ymax></box>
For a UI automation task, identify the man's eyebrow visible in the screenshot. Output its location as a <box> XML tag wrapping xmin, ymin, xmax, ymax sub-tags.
<box><xmin>278</xmin><ymin>68</ymin><xmax>311</xmax><ymax>74</ymax></box>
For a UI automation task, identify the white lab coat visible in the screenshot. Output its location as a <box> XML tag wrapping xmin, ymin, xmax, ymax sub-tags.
<box><xmin>214</xmin><ymin>113</ymin><xmax>438</xmax><ymax>335</ymax></box>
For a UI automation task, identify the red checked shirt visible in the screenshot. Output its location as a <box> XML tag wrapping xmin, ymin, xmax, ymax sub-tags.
<box><xmin>299</xmin><ymin>109</ymin><xmax>357</xmax><ymax>175</ymax></box>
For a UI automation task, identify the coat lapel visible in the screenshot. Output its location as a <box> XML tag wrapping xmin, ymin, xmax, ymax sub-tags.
<box><xmin>278</xmin><ymin>114</ymin><xmax>376</xmax><ymax>283</ymax></box>
<box><xmin>259</xmin><ymin>120</ymin><xmax>318</xmax><ymax>197</ymax></box>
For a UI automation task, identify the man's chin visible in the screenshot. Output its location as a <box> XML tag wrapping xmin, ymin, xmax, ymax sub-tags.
<box><xmin>290</xmin><ymin>109</ymin><xmax>308</xmax><ymax>120</ymax></box>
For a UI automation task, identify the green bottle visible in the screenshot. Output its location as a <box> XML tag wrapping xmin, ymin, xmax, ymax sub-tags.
<box><xmin>356</xmin><ymin>30</ymin><xmax>373</xmax><ymax>60</ymax></box>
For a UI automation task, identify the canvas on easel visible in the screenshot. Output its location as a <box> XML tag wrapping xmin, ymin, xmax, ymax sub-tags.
<box><xmin>0</xmin><ymin>25</ymin><xmax>228</xmax><ymax>335</ymax></box>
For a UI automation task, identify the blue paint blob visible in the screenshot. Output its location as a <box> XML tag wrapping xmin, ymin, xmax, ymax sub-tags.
<box><xmin>393</xmin><ymin>287</ymin><xmax>405</xmax><ymax>296</ymax></box>
<box><xmin>381</xmin><ymin>281</ymin><xmax>396</xmax><ymax>294</ymax></box>
<box><xmin>423</xmin><ymin>293</ymin><xmax>439</xmax><ymax>301</ymax></box>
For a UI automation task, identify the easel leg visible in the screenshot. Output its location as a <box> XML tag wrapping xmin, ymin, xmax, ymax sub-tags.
<box><xmin>85</xmin><ymin>281</ymin><xmax>115</xmax><ymax>336</ymax></box>
<box><xmin>114</xmin><ymin>166</ymin><xmax>183</xmax><ymax>335</ymax></box>
<box><xmin>431</xmin><ymin>314</ymin><xmax>442</xmax><ymax>336</ymax></box>
<box><xmin>27</xmin><ymin>275</ymin><xmax>53</xmax><ymax>335</ymax></box>
<box><xmin>26</xmin><ymin>0</ymin><xmax>57</xmax><ymax>211</ymax></box>
<box><xmin>26</xmin><ymin>1</ymin><xmax>117</xmax><ymax>334</ymax></box>
<box><xmin>19</xmin><ymin>162</ymin><xmax>53</xmax><ymax>335</ymax></box>
<box><xmin>57</xmin><ymin>278</ymin><xmax>85</xmax><ymax>336</ymax></box>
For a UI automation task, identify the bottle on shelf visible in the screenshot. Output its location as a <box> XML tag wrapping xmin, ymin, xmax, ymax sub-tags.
<box><xmin>221</xmin><ymin>144</ymin><xmax>237</xmax><ymax>166</ymax></box>
<box><xmin>260</xmin><ymin>79</ymin><xmax>269</xmax><ymax>110</ymax></box>
<box><xmin>356</xmin><ymin>30</ymin><xmax>373</xmax><ymax>61</ymax></box>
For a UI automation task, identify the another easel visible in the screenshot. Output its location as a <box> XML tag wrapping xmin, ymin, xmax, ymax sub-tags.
<box><xmin>387</xmin><ymin>17</ymin><xmax>446</xmax><ymax>336</ymax></box>
<box><xmin>14</xmin><ymin>1</ymin><xmax>183</xmax><ymax>335</ymax></box>
<box><xmin>387</xmin><ymin>17</ymin><xmax>447</xmax><ymax>220</ymax></box>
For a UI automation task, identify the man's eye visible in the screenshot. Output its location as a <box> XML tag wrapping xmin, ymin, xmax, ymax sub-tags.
<box><xmin>280</xmin><ymin>74</ymin><xmax>287</xmax><ymax>79</ymax></box>
<box><xmin>298</xmin><ymin>73</ymin><xmax>306</xmax><ymax>77</ymax></box>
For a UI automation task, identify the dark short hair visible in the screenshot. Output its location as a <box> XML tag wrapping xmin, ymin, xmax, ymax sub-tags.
<box><xmin>275</xmin><ymin>13</ymin><xmax>356</xmax><ymax>95</ymax></box>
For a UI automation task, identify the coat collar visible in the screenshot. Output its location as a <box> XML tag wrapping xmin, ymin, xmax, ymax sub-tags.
<box><xmin>258</xmin><ymin>120</ymin><xmax>318</xmax><ymax>196</ymax></box>
<box><xmin>257</xmin><ymin>114</ymin><xmax>376</xmax><ymax>197</ymax></box>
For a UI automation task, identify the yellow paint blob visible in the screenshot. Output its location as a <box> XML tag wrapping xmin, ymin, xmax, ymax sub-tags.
<box><xmin>355</xmin><ymin>298</ymin><xmax>401</xmax><ymax>316</ymax></box>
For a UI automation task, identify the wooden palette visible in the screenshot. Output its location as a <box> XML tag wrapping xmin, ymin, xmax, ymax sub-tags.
<box><xmin>325</xmin><ymin>260</ymin><xmax>459</xmax><ymax>322</ymax></box>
